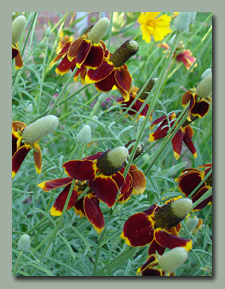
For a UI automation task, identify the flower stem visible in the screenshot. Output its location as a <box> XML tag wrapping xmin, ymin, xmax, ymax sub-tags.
<box><xmin>13</xmin><ymin>250</ymin><xmax>24</xmax><ymax>276</ymax></box>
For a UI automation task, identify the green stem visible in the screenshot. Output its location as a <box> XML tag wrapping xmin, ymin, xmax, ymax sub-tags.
<box><xmin>13</xmin><ymin>250</ymin><xmax>24</xmax><ymax>276</ymax></box>
<box><xmin>188</xmin><ymin>168</ymin><xmax>212</xmax><ymax>199</ymax></box>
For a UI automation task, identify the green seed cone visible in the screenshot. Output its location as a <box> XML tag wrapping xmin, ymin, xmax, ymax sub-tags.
<box><xmin>196</xmin><ymin>73</ymin><xmax>212</xmax><ymax>99</ymax></box>
<box><xmin>12</xmin><ymin>15</ymin><xmax>26</xmax><ymax>45</ymax></box>
<box><xmin>87</xmin><ymin>17</ymin><xmax>110</xmax><ymax>43</ymax></box>
<box><xmin>158</xmin><ymin>247</ymin><xmax>188</xmax><ymax>272</ymax></box>
<box><xmin>22</xmin><ymin>115</ymin><xmax>59</xmax><ymax>144</ymax></box>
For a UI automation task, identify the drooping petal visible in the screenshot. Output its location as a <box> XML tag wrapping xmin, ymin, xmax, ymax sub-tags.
<box><xmin>121</xmin><ymin>212</ymin><xmax>154</xmax><ymax>247</ymax></box>
<box><xmin>67</xmin><ymin>36</ymin><xmax>86</xmax><ymax>61</ymax></box>
<box><xmin>117</xmin><ymin>172</ymin><xmax>133</xmax><ymax>203</ymax></box>
<box><xmin>50</xmin><ymin>185</ymin><xmax>78</xmax><ymax>216</ymax></box>
<box><xmin>88</xmin><ymin>175</ymin><xmax>120</xmax><ymax>207</ymax></box>
<box><xmin>183</xmin><ymin>126</ymin><xmax>197</xmax><ymax>158</ymax></box>
<box><xmin>12</xmin><ymin>144</ymin><xmax>31</xmax><ymax>178</ymax></box>
<box><xmin>137</xmin><ymin>254</ymin><xmax>161</xmax><ymax>276</ymax></box>
<box><xmin>176</xmin><ymin>170</ymin><xmax>204</xmax><ymax>196</ymax></box>
<box><xmin>55</xmin><ymin>56</ymin><xmax>76</xmax><ymax>75</ymax></box>
<box><xmin>82</xmin><ymin>42</ymin><xmax>104</xmax><ymax>69</ymax></box>
<box><xmin>76</xmin><ymin>39</ymin><xmax>92</xmax><ymax>68</ymax></box>
<box><xmin>129</xmin><ymin>164</ymin><xmax>146</xmax><ymax>195</ymax></box>
<box><xmin>12</xmin><ymin>44</ymin><xmax>23</xmax><ymax>69</ymax></box>
<box><xmin>143</xmin><ymin>204</ymin><xmax>158</xmax><ymax>216</ymax></box>
<box><xmin>94</xmin><ymin>70</ymin><xmax>116</xmax><ymax>92</ymax></box>
<box><xmin>38</xmin><ymin>177</ymin><xmax>73</xmax><ymax>192</ymax></box>
<box><xmin>50</xmin><ymin>42</ymin><xmax>72</xmax><ymax>67</ymax></box>
<box><xmin>33</xmin><ymin>143</ymin><xmax>42</xmax><ymax>174</ymax></box>
<box><xmin>84</xmin><ymin>193</ymin><xmax>105</xmax><ymax>233</ymax></box>
<box><xmin>191</xmin><ymin>186</ymin><xmax>212</xmax><ymax>211</ymax></box>
<box><xmin>191</xmin><ymin>98</ymin><xmax>211</xmax><ymax>118</ymax></box>
<box><xmin>74</xmin><ymin>197</ymin><xmax>85</xmax><ymax>217</ymax></box>
<box><xmin>85</xmin><ymin>59</ymin><xmax>114</xmax><ymax>84</ymax></box>
<box><xmin>63</xmin><ymin>159</ymin><xmax>97</xmax><ymax>181</ymax></box>
<box><xmin>114</xmin><ymin>66</ymin><xmax>132</xmax><ymax>101</ymax></box>
<box><xmin>148</xmin><ymin>239</ymin><xmax>166</xmax><ymax>255</ymax></box>
<box><xmin>171</xmin><ymin>128</ymin><xmax>184</xmax><ymax>160</ymax></box>
<box><xmin>154</xmin><ymin>228</ymin><xmax>192</xmax><ymax>251</ymax></box>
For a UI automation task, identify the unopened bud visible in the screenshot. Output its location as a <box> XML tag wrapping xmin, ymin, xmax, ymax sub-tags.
<box><xmin>45</xmin><ymin>27</ymin><xmax>51</xmax><ymax>37</ymax></box>
<box><xmin>158</xmin><ymin>247</ymin><xmax>188</xmax><ymax>272</ymax></box>
<box><xmin>26</xmin><ymin>103</ymin><xmax>33</xmax><ymax>114</ymax></box>
<box><xmin>201</xmin><ymin>68</ymin><xmax>212</xmax><ymax>80</ymax></box>
<box><xmin>12</xmin><ymin>15</ymin><xmax>26</xmax><ymax>45</ymax></box>
<box><xmin>87</xmin><ymin>116</ymin><xmax>99</xmax><ymax>130</ymax></box>
<box><xmin>174</xmin><ymin>12</ymin><xmax>191</xmax><ymax>32</ymax></box>
<box><xmin>186</xmin><ymin>217</ymin><xmax>199</xmax><ymax>232</ymax></box>
<box><xmin>76</xmin><ymin>124</ymin><xmax>92</xmax><ymax>143</ymax></box>
<box><xmin>18</xmin><ymin>234</ymin><xmax>30</xmax><ymax>251</ymax></box>
<box><xmin>189</xmin><ymin>12</ymin><xmax>197</xmax><ymax>24</ymax></box>
<box><xmin>87</xmin><ymin>17</ymin><xmax>110</xmax><ymax>43</ymax></box>
<box><xmin>196</xmin><ymin>73</ymin><xmax>212</xmax><ymax>99</ymax></box>
<box><xmin>22</xmin><ymin>115</ymin><xmax>59</xmax><ymax>144</ymax></box>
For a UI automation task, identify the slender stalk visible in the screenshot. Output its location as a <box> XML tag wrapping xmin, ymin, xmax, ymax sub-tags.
<box><xmin>13</xmin><ymin>250</ymin><xmax>24</xmax><ymax>276</ymax></box>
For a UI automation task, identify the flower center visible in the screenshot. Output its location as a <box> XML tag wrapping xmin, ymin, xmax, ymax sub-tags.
<box><xmin>148</xmin><ymin>20</ymin><xmax>156</xmax><ymax>28</ymax></box>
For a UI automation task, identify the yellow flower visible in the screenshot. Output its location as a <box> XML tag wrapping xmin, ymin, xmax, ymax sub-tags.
<box><xmin>138</xmin><ymin>12</ymin><xmax>172</xmax><ymax>43</ymax></box>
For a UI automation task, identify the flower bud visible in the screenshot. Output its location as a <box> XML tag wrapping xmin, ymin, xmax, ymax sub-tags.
<box><xmin>196</xmin><ymin>73</ymin><xmax>212</xmax><ymax>99</ymax></box>
<box><xmin>171</xmin><ymin>198</ymin><xmax>193</xmax><ymax>218</ymax></box>
<box><xmin>12</xmin><ymin>15</ymin><xmax>26</xmax><ymax>45</ymax></box>
<box><xmin>201</xmin><ymin>68</ymin><xmax>212</xmax><ymax>79</ymax></box>
<box><xmin>110</xmin><ymin>40</ymin><xmax>139</xmax><ymax>67</ymax></box>
<box><xmin>76</xmin><ymin>124</ymin><xmax>92</xmax><ymax>143</ymax></box>
<box><xmin>158</xmin><ymin>247</ymin><xmax>188</xmax><ymax>272</ymax></box>
<box><xmin>189</xmin><ymin>12</ymin><xmax>197</xmax><ymax>24</ymax></box>
<box><xmin>18</xmin><ymin>234</ymin><xmax>30</xmax><ymax>251</ymax></box>
<box><xmin>186</xmin><ymin>217</ymin><xmax>199</xmax><ymax>232</ymax></box>
<box><xmin>87</xmin><ymin>116</ymin><xmax>99</xmax><ymax>130</ymax></box>
<box><xmin>22</xmin><ymin>115</ymin><xmax>59</xmax><ymax>144</ymax></box>
<box><xmin>174</xmin><ymin>12</ymin><xmax>191</xmax><ymax>32</ymax></box>
<box><xmin>87</xmin><ymin>17</ymin><xmax>110</xmax><ymax>43</ymax></box>
<box><xmin>26</xmin><ymin>103</ymin><xmax>33</xmax><ymax>114</ymax></box>
<box><xmin>45</xmin><ymin>27</ymin><xmax>51</xmax><ymax>37</ymax></box>
<box><xmin>97</xmin><ymin>146</ymin><xmax>129</xmax><ymax>175</ymax></box>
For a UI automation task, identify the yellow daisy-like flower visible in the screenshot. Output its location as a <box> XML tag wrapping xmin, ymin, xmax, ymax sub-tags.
<box><xmin>138</xmin><ymin>12</ymin><xmax>172</xmax><ymax>43</ymax></box>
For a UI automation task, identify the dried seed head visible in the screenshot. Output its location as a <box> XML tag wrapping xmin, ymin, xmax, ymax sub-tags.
<box><xmin>22</xmin><ymin>115</ymin><xmax>59</xmax><ymax>144</ymax></box>
<box><xmin>139</xmin><ymin>78</ymin><xmax>157</xmax><ymax>100</ymax></box>
<box><xmin>87</xmin><ymin>17</ymin><xmax>110</xmax><ymax>43</ymax></box>
<box><xmin>110</xmin><ymin>40</ymin><xmax>139</xmax><ymax>67</ymax></box>
<box><xmin>18</xmin><ymin>234</ymin><xmax>30</xmax><ymax>251</ymax></box>
<box><xmin>125</xmin><ymin>140</ymin><xmax>144</xmax><ymax>160</ymax></box>
<box><xmin>158</xmin><ymin>247</ymin><xmax>188</xmax><ymax>273</ymax></box>
<box><xmin>77</xmin><ymin>125</ymin><xmax>92</xmax><ymax>143</ymax></box>
<box><xmin>97</xmin><ymin>146</ymin><xmax>129</xmax><ymax>176</ymax></box>
<box><xmin>12</xmin><ymin>15</ymin><xmax>26</xmax><ymax>45</ymax></box>
<box><xmin>196</xmin><ymin>73</ymin><xmax>212</xmax><ymax>99</ymax></box>
<box><xmin>174</xmin><ymin>12</ymin><xmax>191</xmax><ymax>32</ymax></box>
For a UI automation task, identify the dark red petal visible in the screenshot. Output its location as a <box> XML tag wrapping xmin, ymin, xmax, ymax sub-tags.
<box><xmin>129</xmin><ymin>166</ymin><xmax>146</xmax><ymax>195</ymax></box>
<box><xmin>74</xmin><ymin>197</ymin><xmax>85</xmax><ymax>217</ymax></box>
<box><xmin>114</xmin><ymin>67</ymin><xmax>132</xmax><ymax>101</ymax></box>
<box><xmin>111</xmin><ymin>171</ymin><xmax>125</xmax><ymax>189</ymax></box>
<box><xmin>12</xmin><ymin>144</ymin><xmax>31</xmax><ymax>178</ymax></box>
<box><xmin>148</xmin><ymin>239</ymin><xmax>166</xmax><ymax>255</ymax></box>
<box><xmin>192</xmin><ymin>186</ymin><xmax>212</xmax><ymax>210</ymax></box>
<box><xmin>191</xmin><ymin>99</ymin><xmax>211</xmax><ymax>118</ymax></box>
<box><xmin>83</xmin><ymin>152</ymin><xmax>103</xmax><ymax>161</ymax></box>
<box><xmin>183</xmin><ymin>127</ymin><xmax>197</xmax><ymax>157</ymax></box>
<box><xmin>12</xmin><ymin>45</ymin><xmax>18</xmax><ymax>59</ymax></box>
<box><xmin>84</xmin><ymin>194</ymin><xmax>105</xmax><ymax>233</ymax></box>
<box><xmin>67</xmin><ymin>36</ymin><xmax>85</xmax><ymax>60</ymax></box>
<box><xmin>154</xmin><ymin>229</ymin><xmax>192</xmax><ymax>251</ymax></box>
<box><xmin>33</xmin><ymin>143</ymin><xmax>42</xmax><ymax>174</ymax></box>
<box><xmin>141</xmin><ymin>268</ymin><xmax>162</xmax><ymax>276</ymax></box>
<box><xmin>143</xmin><ymin>204</ymin><xmax>157</xmax><ymax>216</ymax></box>
<box><xmin>85</xmin><ymin>59</ymin><xmax>114</xmax><ymax>83</ymax></box>
<box><xmin>135</xmin><ymin>99</ymin><xmax>150</xmax><ymax>117</ymax></box>
<box><xmin>83</xmin><ymin>43</ymin><xmax>104</xmax><ymax>69</ymax></box>
<box><xmin>56</xmin><ymin>56</ymin><xmax>76</xmax><ymax>75</ymax></box>
<box><xmin>15</xmin><ymin>51</ymin><xmax>23</xmax><ymax>69</ymax></box>
<box><xmin>50</xmin><ymin>185</ymin><xmax>78</xmax><ymax>216</ymax></box>
<box><xmin>76</xmin><ymin>39</ymin><xmax>92</xmax><ymax>68</ymax></box>
<box><xmin>118</xmin><ymin>172</ymin><xmax>133</xmax><ymax>203</ymax></box>
<box><xmin>12</xmin><ymin>131</ymin><xmax>19</xmax><ymax>156</ymax></box>
<box><xmin>63</xmin><ymin>160</ymin><xmax>97</xmax><ymax>181</ymax></box>
<box><xmin>38</xmin><ymin>177</ymin><xmax>73</xmax><ymax>192</ymax></box>
<box><xmin>94</xmin><ymin>70</ymin><xmax>116</xmax><ymax>92</ymax></box>
<box><xmin>181</xmin><ymin>90</ymin><xmax>195</xmax><ymax>110</ymax></box>
<box><xmin>177</xmin><ymin>170</ymin><xmax>204</xmax><ymax>196</ymax></box>
<box><xmin>122</xmin><ymin>213</ymin><xmax>154</xmax><ymax>247</ymax></box>
<box><xmin>88</xmin><ymin>176</ymin><xmax>119</xmax><ymax>207</ymax></box>
<box><xmin>171</xmin><ymin>128</ymin><xmax>184</xmax><ymax>159</ymax></box>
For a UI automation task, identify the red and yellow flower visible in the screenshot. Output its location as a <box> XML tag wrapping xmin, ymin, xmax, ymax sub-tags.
<box><xmin>12</xmin><ymin>115</ymin><xmax>59</xmax><ymax>179</ymax></box>
<box><xmin>157</xmin><ymin>41</ymin><xmax>197</xmax><ymax>70</ymax></box>
<box><xmin>38</xmin><ymin>146</ymin><xmax>146</xmax><ymax>233</ymax></box>
<box><xmin>175</xmin><ymin>163</ymin><xmax>212</xmax><ymax>211</ymax></box>
<box><xmin>85</xmin><ymin>40</ymin><xmax>139</xmax><ymax>101</ymax></box>
<box><xmin>50</xmin><ymin>17</ymin><xmax>110</xmax><ymax>80</ymax></box>
<box><xmin>149</xmin><ymin>112</ymin><xmax>197</xmax><ymax>160</ymax></box>
<box><xmin>121</xmin><ymin>198</ymin><xmax>193</xmax><ymax>256</ymax></box>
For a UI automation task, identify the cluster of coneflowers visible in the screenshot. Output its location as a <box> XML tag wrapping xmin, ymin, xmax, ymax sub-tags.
<box><xmin>12</xmin><ymin>12</ymin><xmax>212</xmax><ymax>276</ymax></box>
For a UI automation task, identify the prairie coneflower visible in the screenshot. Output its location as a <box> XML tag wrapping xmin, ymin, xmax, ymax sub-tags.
<box><xmin>12</xmin><ymin>115</ymin><xmax>59</xmax><ymax>178</ymax></box>
<box><xmin>12</xmin><ymin>15</ymin><xmax>26</xmax><ymax>69</ymax></box>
